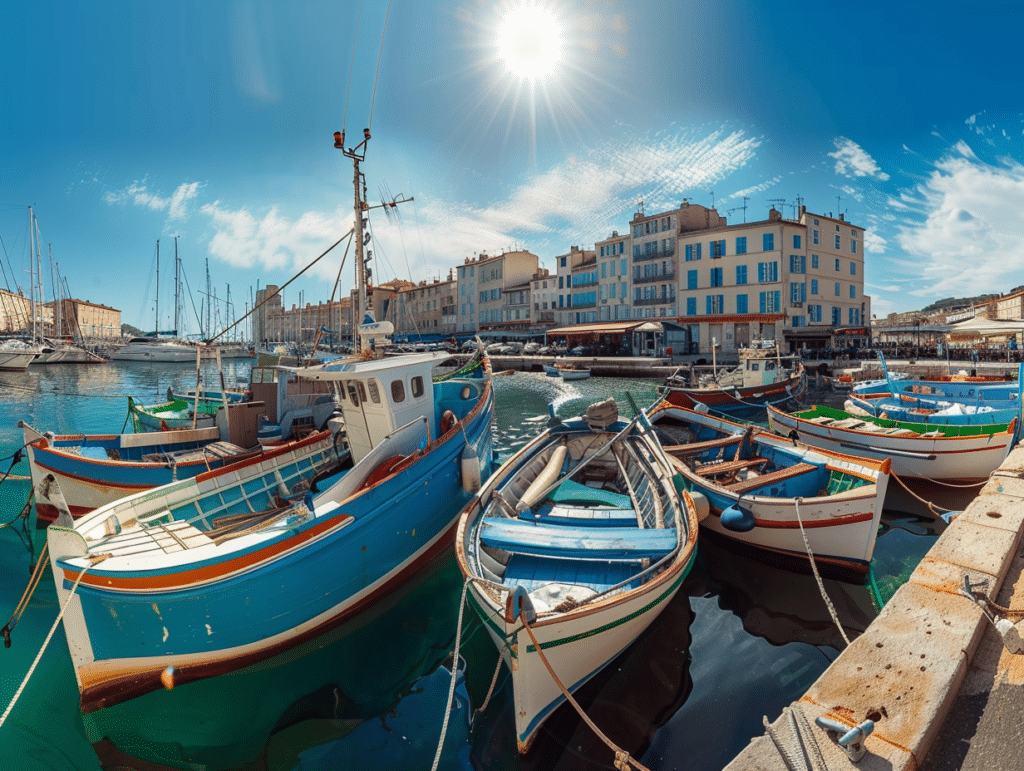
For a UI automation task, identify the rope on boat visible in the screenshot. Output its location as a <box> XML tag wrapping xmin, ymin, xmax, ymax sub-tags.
<box><xmin>887</xmin><ymin>472</ymin><xmax>958</xmax><ymax>517</ymax></box>
<box><xmin>431</xmin><ymin>577</ymin><xmax>472</xmax><ymax>771</ymax></box>
<box><xmin>763</xmin><ymin>703</ymin><xmax>829</xmax><ymax>771</ymax></box>
<box><xmin>793</xmin><ymin>498</ymin><xmax>851</xmax><ymax>648</ymax></box>
<box><xmin>472</xmin><ymin>641</ymin><xmax>508</xmax><ymax>727</ymax></box>
<box><xmin>519</xmin><ymin>611</ymin><xmax>653</xmax><ymax>771</ymax></box>
<box><xmin>0</xmin><ymin>554</ymin><xmax>107</xmax><ymax>731</ymax></box>
<box><xmin>1</xmin><ymin>541</ymin><xmax>48</xmax><ymax>648</ymax></box>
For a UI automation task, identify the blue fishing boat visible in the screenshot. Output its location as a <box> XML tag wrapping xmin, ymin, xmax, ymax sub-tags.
<box><xmin>43</xmin><ymin>128</ymin><xmax>496</xmax><ymax>714</ymax></box>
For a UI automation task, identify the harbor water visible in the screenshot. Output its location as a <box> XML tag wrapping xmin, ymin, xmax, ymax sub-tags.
<box><xmin>0</xmin><ymin>361</ymin><xmax>945</xmax><ymax>770</ymax></box>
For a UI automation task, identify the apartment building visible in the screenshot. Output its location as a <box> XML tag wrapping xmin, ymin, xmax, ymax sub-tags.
<box><xmin>461</xmin><ymin>249</ymin><xmax>540</xmax><ymax>333</ymax></box>
<box><xmin>551</xmin><ymin>246</ymin><xmax>592</xmax><ymax>326</ymax></box>
<box><xmin>630</xmin><ymin>205</ymin><xmax>681</xmax><ymax>321</ymax></box>
<box><xmin>568</xmin><ymin>248</ymin><xmax>600</xmax><ymax>325</ymax></box>
<box><xmin>594</xmin><ymin>231</ymin><xmax>631</xmax><ymax>322</ymax></box>
<box><xmin>674</xmin><ymin>203</ymin><xmax>869</xmax><ymax>355</ymax></box>
<box><xmin>394</xmin><ymin>274</ymin><xmax>458</xmax><ymax>339</ymax></box>
<box><xmin>529</xmin><ymin>269</ymin><xmax>558</xmax><ymax>331</ymax></box>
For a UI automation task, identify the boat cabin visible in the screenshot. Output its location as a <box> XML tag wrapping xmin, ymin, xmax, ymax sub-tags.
<box><xmin>298</xmin><ymin>353</ymin><xmax>442</xmax><ymax>464</ymax></box>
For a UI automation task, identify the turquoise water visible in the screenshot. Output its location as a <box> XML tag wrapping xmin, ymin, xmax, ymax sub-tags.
<box><xmin>0</xmin><ymin>363</ymin><xmax>942</xmax><ymax>770</ymax></box>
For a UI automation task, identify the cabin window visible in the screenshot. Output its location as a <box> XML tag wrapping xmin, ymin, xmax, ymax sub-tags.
<box><xmin>367</xmin><ymin>379</ymin><xmax>381</xmax><ymax>404</ymax></box>
<box><xmin>391</xmin><ymin>380</ymin><xmax>406</xmax><ymax>403</ymax></box>
<box><xmin>357</xmin><ymin>382</ymin><xmax>367</xmax><ymax>403</ymax></box>
<box><xmin>765</xmin><ymin>362</ymin><xmax>776</xmax><ymax>371</ymax></box>
<box><xmin>750</xmin><ymin>363</ymin><xmax>760</xmax><ymax>371</ymax></box>
<box><xmin>411</xmin><ymin>376</ymin><xmax>424</xmax><ymax>398</ymax></box>
<box><xmin>346</xmin><ymin>381</ymin><xmax>360</xmax><ymax>406</ymax></box>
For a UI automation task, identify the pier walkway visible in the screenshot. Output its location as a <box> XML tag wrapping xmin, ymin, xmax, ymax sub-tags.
<box><xmin>723</xmin><ymin>445</ymin><xmax>1024</xmax><ymax>771</ymax></box>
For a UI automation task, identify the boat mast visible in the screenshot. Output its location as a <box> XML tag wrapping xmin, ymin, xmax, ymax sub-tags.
<box><xmin>174</xmin><ymin>236</ymin><xmax>180</xmax><ymax>335</ymax></box>
<box><xmin>333</xmin><ymin>128</ymin><xmax>412</xmax><ymax>354</ymax></box>
<box><xmin>155</xmin><ymin>240</ymin><xmax>160</xmax><ymax>336</ymax></box>
<box><xmin>35</xmin><ymin>215</ymin><xmax>44</xmax><ymax>338</ymax></box>
<box><xmin>28</xmin><ymin>207</ymin><xmax>35</xmax><ymax>339</ymax></box>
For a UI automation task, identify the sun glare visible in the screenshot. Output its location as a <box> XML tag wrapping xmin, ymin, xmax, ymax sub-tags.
<box><xmin>497</xmin><ymin>4</ymin><xmax>562</xmax><ymax>80</ymax></box>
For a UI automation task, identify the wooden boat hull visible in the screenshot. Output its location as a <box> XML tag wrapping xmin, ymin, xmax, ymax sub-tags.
<box><xmin>47</xmin><ymin>378</ymin><xmax>494</xmax><ymax>713</ymax></box>
<box><xmin>129</xmin><ymin>398</ymin><xmax>218</xmax><ymax>432</ymax></box>
<box><xmin>766</xmin><ymin>404</ymin><xmax>1016</xmax><ymax>485</ymax></box>
<box><xmin>457</xmin><ymin>406</ymin><xmax>699</xmax><ymax>752</ymax></box>
<box><xmin>21</xmin><ymin>423</ymin><xmax>273</xmax><ymax>524</ymax></box>
<box><xmin>649</xmin><ymin>403</ymin><xmax>889</xmax><ymax>575</ymax></box>
<box><xmin>661</xmin><ymin>365</ymin><xmax>804</xmax><ymax>415</ymax></box>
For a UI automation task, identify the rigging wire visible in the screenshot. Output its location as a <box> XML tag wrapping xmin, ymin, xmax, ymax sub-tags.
<box><xmin>341</xmin><ymin>0</ymin><xmax>364</xmax><ymax>135</ymax></box>
<box><xmin>367</xmin><ymin>0</ymin><xmax>392</xmax><ymax>133</ymax></box>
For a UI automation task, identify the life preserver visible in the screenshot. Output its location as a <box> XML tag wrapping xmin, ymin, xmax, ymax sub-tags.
<box><xmin>441</xmin><ymin>410</ymin><xmax>458</xmax><ymax>435</ymax></box>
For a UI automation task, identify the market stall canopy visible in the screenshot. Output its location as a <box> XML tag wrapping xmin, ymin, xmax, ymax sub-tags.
<box><xmin>943</xmin><ymin>317</ymin><xmax>1024</xmax><ymax>335</ymax></box>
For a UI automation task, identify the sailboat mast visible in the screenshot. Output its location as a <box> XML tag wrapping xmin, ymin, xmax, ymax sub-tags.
<box><xmin>28</xmin><ymin>207</ymin><xmax>36</xmax><ymax>338</ymax></box>
<box><xmin>155</xmin><ymin>240</ymin><xmax>160</xmax><ymax>336</ymax></box>
<box><xmin>174</xmin><ymin>236</ymin><xmax>180</xmax><ymax>334</ymax></box>
<box><xmin>35</xmin><ymin>216</ymin><xmax>44</xmax><ymax>337</ymax></box>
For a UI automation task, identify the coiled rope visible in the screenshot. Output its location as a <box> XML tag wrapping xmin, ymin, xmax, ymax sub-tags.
<box><xmin>0</xmin><ymin>555</ymin><xmax>107</xmax><ymax>731</ymax></box>
<box><xmin>763</xmin><ymin>703</ymin><xmax>828</xmax><ymax>771</ymax></box>
<box><xmin>793</xmin><ymin>497</ymin><xmax>851</xmax><ymax>648</ymax></box>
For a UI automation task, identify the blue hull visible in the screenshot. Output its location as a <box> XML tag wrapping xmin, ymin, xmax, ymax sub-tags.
<box><xmin>53</xmin><ymin>378</ymin><xmax>494</xmax><ymax>712</ymax></box>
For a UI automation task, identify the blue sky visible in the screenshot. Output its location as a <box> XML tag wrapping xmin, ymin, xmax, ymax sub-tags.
<box><xmin>2</xmin><ymin>0</ymin><xmax>1023</xmax><ymax>335</ymax></box>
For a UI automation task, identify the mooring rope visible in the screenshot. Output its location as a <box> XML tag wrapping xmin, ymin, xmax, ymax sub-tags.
<box><xmin>472</xmin><ymin>642</ymin><xmax>508</xmax><ymax>726</ymax></box>
<box><xmin>1</xmin><ymin>542</ymin><xmax>49</xmax><ymax>649</ymax></box>
<box><xmin>520</xmin><ymin>612</ymin><xmax>653</xmax><ymax>771</ymax></box>
<box><xmin>0</xmin><ymin>555</ymin><xmax>107</xmax><ymax>730</ymax></box>
<box><xmin>793</xmin><ymin>498</ymin><xmax>851</xmax><ymax>648</ymax></box>
<box><xmin>430</xmin><ymin>577</ymin><xmax>471</xmax><ymax>771</ymax></box>
<box><xmin>887</xmin><ymin>471</ymin><xmax>957</xmax><ymax>517</ymax></box>
<box><xmin>763</xmin><ymin>703</ymin><xmax>829</xmax><ymax>771</ymax></box>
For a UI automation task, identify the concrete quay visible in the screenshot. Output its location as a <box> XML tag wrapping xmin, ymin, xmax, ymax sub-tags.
<box><xmin>723</xmin><ymin>445</ymin><xmax>1024</xmax><ymax>771</ymax></box>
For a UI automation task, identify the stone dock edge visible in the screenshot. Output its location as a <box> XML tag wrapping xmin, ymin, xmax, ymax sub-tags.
<box><xmin>723</xmin><ymin>445</ymin><xmax>1024</xmax><ymax>771</ymax></box>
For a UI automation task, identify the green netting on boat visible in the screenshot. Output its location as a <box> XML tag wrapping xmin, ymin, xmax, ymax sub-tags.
<box><xmin>826</xmin><ymin>469</ymin><xmax>869</xmax><ymax>495</ymax></box>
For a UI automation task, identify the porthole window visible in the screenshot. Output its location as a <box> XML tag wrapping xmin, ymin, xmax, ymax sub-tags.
<box><xmin>461</xmin><ymin>385</ymin><xmax>473</xmax><ymax>400</ymax></box>
<box><xmin>391</xmin><ymin>380</ymin><xmax>406</xmax><ymax>402</ymax></box>
<box><xmin>411</xmin><ymin>376</ymin><xmax>424</xmax><ymax>398</ymax></box>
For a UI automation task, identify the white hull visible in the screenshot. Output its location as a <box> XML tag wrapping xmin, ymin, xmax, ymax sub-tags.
<box><xmin>0</xmin><ymin>351</ymin><xmax>38</xmax><ymax>370</ymax></box>
<box><xmin>112</xmin><ymin>348</ymin><xmax>197</xmax><ymax>362</ymax></box>
<box><xmin>767</xmin><ymin>407</ymin><xmax>1015</xmax><ymax>483</ymax></box>
<box><xmin>469</xmin><ymin>560</ymin><xmax>689</xmax><ymax>751</ymax></box>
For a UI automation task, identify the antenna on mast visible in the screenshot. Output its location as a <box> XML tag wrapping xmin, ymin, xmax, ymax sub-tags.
<box><xmin>727</xmin><ymin>196</ymin><xmax>749</xmax><ymax>223</ymax></box>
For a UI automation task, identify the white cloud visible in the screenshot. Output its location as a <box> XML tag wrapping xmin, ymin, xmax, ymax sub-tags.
<box><xmin>894</xmin><ymin>146</ymin><xmax>1024</xmax><ymax>297</ymax></box>
<box><xmin>199</xmin><ymin>203</ymin><xmax>344</xmax><ymax>274</ymax></box>
<box><xmin>829</xmin><ymin>137</ymin><xmax>890</xmax><ymax>181</ymax></box>
<box><xmin>104</xmin><ymin>181</ymin><xmax>202</xmax><ymax>220</ymax></box>
<box><xmin>863</xmin><ymin>229</ymin><xmax>887</xmax><ymax>254</ymax></box>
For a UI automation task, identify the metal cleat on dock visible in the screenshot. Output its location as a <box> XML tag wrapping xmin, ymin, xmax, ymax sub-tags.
<box><xmin>814</xmin><ymin>716</ymin><xmax>874</xmax><ymax>762</ymax></box>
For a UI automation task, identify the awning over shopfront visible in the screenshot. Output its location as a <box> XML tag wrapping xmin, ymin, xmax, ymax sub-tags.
<box><xmin>546</xmin><ymin>321</ymin><xmax>656</xmax><ymax>336</ymax></box>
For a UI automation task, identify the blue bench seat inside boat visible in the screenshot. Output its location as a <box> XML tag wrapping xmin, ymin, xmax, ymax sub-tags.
<box><xmin>520</xmin><ymin>503</ymin><xmax>638</xmax><ymax>527</ymax></box>
<box><xmin>480</xmin><ymin>518</ymin><xmax>676</xmax><ymax>561</ymax></box>
<box><xmin>502</xmin><ymin>554</ymin><xmax>643</xmax><ymax>594</ymax></box>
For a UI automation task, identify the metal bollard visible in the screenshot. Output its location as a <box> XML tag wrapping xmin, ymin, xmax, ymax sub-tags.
<box><xmin>815</xmin><ymin>716</ymin><xmax>875</xmax><ymax>762</ymax></box>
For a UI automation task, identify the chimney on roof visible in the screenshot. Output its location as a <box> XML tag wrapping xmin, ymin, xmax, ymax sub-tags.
<box><xmin>839</xmin><ymin>213</ymin><xmax>845</xmax><ymax>221</ymax></box>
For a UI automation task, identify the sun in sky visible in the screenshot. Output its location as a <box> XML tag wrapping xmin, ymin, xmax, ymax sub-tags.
<box><xmin>497</xmin><ymin>3</ymin><xmax>563</xmax><ymax>80</ymax></box>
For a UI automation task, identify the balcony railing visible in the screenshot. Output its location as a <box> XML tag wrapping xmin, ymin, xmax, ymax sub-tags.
<box><xmin>632</xmin><ymin>270</ymin><xmax>675</xmax><ymax>285</ymax></box>
<box><xmin>633</xmin><ymin>246</ymin><xmax>675</xmax><ymax>263</ymax></box>
<box><xmin>633</xmin><ymin>296</ymin><xmax>675</xmax><ymax>307</ymax></box>
<box><xmin>572</xmin><ymin>276</ymin><xmax>599</xmax><ymax>287</ymax></box>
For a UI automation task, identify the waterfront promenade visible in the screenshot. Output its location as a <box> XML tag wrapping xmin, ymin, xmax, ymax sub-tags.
<box><xmin>724</xmin><ymin>444</ymin><xmax>1024</xmax><ymax>771</ymax></box>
